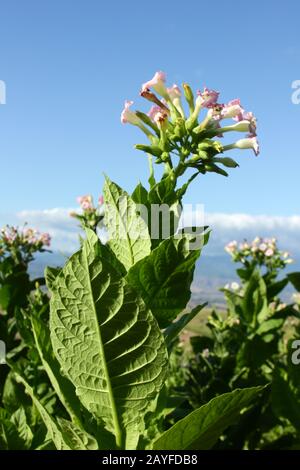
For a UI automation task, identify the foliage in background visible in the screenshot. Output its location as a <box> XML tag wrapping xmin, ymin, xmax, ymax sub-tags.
<box><xmin>169</xmin><ymin>237</ymin><xmax>300</xmax><ymax>449</ymax></box>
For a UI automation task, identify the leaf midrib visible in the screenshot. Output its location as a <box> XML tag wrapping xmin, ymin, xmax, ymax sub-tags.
<box><xmin>83</xmin><ymin>243</ymin><xmax>124</xmax><ymax>449</ymax></box>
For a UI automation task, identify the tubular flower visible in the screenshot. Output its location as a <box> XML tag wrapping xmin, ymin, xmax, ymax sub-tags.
<box><xmin>148</xmin><ymin>106</ymin><xmax>168</xmax><ymax>130</ymax></box>
<box><xmin>234</xmin><ymin>137</ymin><xmax>260</xmax><ymax>156</ymax></box>
<box><xmin>197</xmin><ymin>87</ymin><xmax>219</xmax><ymax>108</ymax></box>
<box><xmin>167</xmin><ymin>84</ymin><xmax>185</xmax><ymax>117</ymax></box>
<box><xmin>221</xmin><ymin>99</ymin><xmax>244</xmax><ymax>119</ymax></box>
<box><xmin>121</xmin><ymin>100</ymin><xmax>141</xmax><ymax>126</ymax></box>
<box><xmin>234</xmin><ymin>110</ymin><xmax>257</xmax><ymax>136</ymax></box>
<box><xmin>122</xmin><ymin>71</ymin><xmax>261</xmax><ymax>178</ymax></box>
<box><xmin>142</xmin><ymin>71</ymin><xmax>168</xmax><ymax>99</ymax></box>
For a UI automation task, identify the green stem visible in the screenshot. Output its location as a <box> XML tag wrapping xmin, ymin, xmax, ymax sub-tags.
<box><xmin>147</xmin><ymin>154</ymin><xmax>156</xmax><ymax>188</ymax></box>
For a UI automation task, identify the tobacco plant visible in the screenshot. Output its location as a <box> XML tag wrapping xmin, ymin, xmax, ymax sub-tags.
<box><xmin>0</xmin><ymin>71</ymin><xmax>265</xmax><ymax>450</ymax></box>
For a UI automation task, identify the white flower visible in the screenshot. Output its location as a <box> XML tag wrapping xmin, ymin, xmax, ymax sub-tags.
<box><xmin>231</xmin><ymin>282</ymin><xmax>240</xmax><ymax>291</ymax></box>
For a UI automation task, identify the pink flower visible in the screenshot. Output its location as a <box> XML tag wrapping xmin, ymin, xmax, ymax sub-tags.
<box><xmin>142</xmin><ymin>71</ymin><xmax>168</xmax><ymax>98</ymax></box>
<box><xmin>40</xmin><ymin>232</ymin><xmax>51</xmax><ymax>246</ymax></box>
<box><xmin>197</xmin><ymin>87</ymin><xmax>219</xmax><ymax>108</ymax></box>
<box><xmin>221</xmin><ymin>99</ymin><xmax>244</xmax><ymax>119</ymax></box>
<box><xmin>259</xmin><ymin>243</ymin><xmax>267</xmax><ymax>252</ymax></box>
<box><xmin>77</xmin><ymin>195</ymin><xmax>93</xmax><ymax>211</ymax></box>
<box><xmin>265</xmin><ymin>248</ymin><xmax>274</xmax><ymax>257</ymax></box>
<box><xmin>234</xmin><ymin>137</ymin><xmax>260</xmax><ymax>156</ymax></box>
<box><xmin>225</xmin><ymin>240</ymin><xmax>238</xmax><ymax>253</ymax></box>
<box><xmin>167</xmin><ymin>84</ymin><xmax>181</xmax><ymax>101</ymax></box>
<box><xmin>98</xmin><ymin>195</ymin><xmax>104</xmax><ymax>206</ymax></box>
<box><xmin>234</xmin><ymin>110</ymin><xmax>257</xmax><ymax>136</ymax></box>
<box><xmin>148</xmin><ymin>106</ymin><xmax>168</xmax><ymax>127</ymax></box>
<box><xmin>207</xmin><ymin>103</ymin><xmax>225</xmax><ymax>121</ymax></box>
<box><xmin>120</xmin><ymin>100</ymin><xmax>141</xmax><ymax>125</ymax></box>
<box><xmin>167</xmin><ymin>84</ymin><xmax>184</xmax><ymax>116</ymax></box>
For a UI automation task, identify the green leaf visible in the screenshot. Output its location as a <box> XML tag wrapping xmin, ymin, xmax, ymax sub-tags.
<box><xmin>242</xmin><ymin>270</ymin><xmax>267</xmax><ymax>325</ymax></box>
<box><xmin>45</xmin><ymin>266</ymin><xmax>61</xmax><ymax>291</ymax></box>
<box><xmin>152</xmin><ymin>386</ymin><xmax>264</xmax><ymax>450</ymax></box>
<box><xmin>267</xmin><ymin>277</ymin><xmax>289</xmax><ymax>301</ymax></box>
<box><xmin>131</xmin><ymin>182</ymin><xmax>149</xmax><ymax>207</ymax></box>
<box><xmin>30</xmin><ymin>315</ymin><xmax>84</xmax><ymax>427</ymax></box>
<box><xmin>213</xmin><ymin>157</ymin><xmax>239</xmax><ymax>168</ymax></box>
<box><xmin>0</xmin><ymin>285</ymin><xmax>12</xmax><ymax>310</ymax></box>
<box><xmin>0</xmin><ymin>412</ymin><xmax>26</xmax><ymax>450</ymax></box>
<box><xmin>103</xmin><ymin>177</ymin><xmax>151</xmax><ymax>271</ymax></box>
<box><xmin>10</xmin><ymin>407</ymin><xmax>33</xmax><ymax>449</ymax></box>
<box><xmin>10</xmin><ymin>365</ymin><xmax>71</xmax><ymax>450</ymax></box>
<box><xmin>176</xmin><ymin>172</ymin><xmax>199</xmax><ymax>200</ymax></box>
<box><xmin>148</xmin><ymin>174</ymin><xmax>177</xmax><ymax>205</ymax></box>
<box><xmin>56</xmin><ymin>418</ymin><xmax>98</xmax><ymax>450</ymax></box>
<box><xmin>288</xmin><ymin>272</ymin><xmax>300</xmax><ymax>292</ymax></box>
<box><xmin>256</xmin><ymin>318</ymin><xmax>284</xmax><ymax>336</ymax></box>
<box><xmin>50</xmin><ymin>229</ymin><xmax>168</xmax><ymax>449</ymax></box>
<box><xmin>164</xmin><ymin>304</ymin><xmax>207</xmax><ymax>350</ymax></box>
<box><xmin>272</xmin><ymin>368</ymin><xmax>300</xmax><ymax>431</ymax></box>
<box><xmin>126</xmin><ymin>233</ymin><xmax>204</xmax><ymax>328</ymax></box>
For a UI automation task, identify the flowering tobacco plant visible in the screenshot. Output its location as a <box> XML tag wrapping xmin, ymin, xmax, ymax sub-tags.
<box><xmin>122</xmin><ymin>70</ymin><xmax>259</xmax><ymax>189</ymax></box>
<box><xmin>70</xmin><ymin>194</ymin><xmax>104</xmax><ymax>233</ymax></box>
<box><xmin>0</xmin><ymin>225</ymin><xmax>51</xmax><ymax>266</ymax></box>
<box><xmin>225</xmin><ymin>237</ymin><xmax>293</xmax><ymax>283</ymax></box>
<box><xmin>0</xmin><ymin>72</ymin><xmax>263</xmax><ymax>451</ymax></box>
<box><xmin>0</xmin><ymin>225</ymin><xmax>51</xmax><ymax>370</ymax></box>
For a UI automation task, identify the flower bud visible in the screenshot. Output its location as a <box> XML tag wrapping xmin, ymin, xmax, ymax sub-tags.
<box><xmin>183</xmin><ymin>83</ymin><xmax>194</xmax><ymax>112</ymax></box>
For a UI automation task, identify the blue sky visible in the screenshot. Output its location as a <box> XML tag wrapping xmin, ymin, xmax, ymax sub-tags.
<box><xmin>0</xmin><ymin>0</ymin><xmax>300</xmax><ymax>217</ymax></box>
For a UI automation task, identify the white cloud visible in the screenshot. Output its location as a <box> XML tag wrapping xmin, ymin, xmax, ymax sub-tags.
<box><xmin>205</xmin><ymin>213</ymin><xmax>300</xmax><ymax>231</ymax></box>
<box><xmin>203</xmin><ymin>213</ymin><xmax>300</xmax><ymax>257</ymax></box>
<box><xmin>2</xmin><ymin>208</ymin><xmax>80</xmax><ymax>253</ymax></box>
<box><xmin>0</xmin><ymin>208</ymin><xmax>299</xmax><ymax>259</ymax></box>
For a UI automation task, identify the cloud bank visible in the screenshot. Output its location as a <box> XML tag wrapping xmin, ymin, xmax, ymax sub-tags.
<box><xmin>0</xmin><ymin>208</ymin><xmax>299</xmax><ymax>259</ymax></box>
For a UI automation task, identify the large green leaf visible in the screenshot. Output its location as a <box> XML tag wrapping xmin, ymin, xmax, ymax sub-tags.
<box><xmin>272</xmin><ymin>367</ymin><xmax>300</xmax><ymax>431</ymax></box>
<box><xmin>11</xmin><ymin>366</ymin><xmax>71</xmax><ymax>450</ymax></box>
<box><xmin>30</xmin><ymin>315</ymin><xmax>83</xmax><ymax>427</ymax></box>
<box><xmin>126</xmin><ymin>233</ymin><xmax>206</xmax><ymax>327</ymax></box>
<box><xmin>103</xmin><ymin>177</ymin><xmax>151</xmax><ymax>271</ymax></box>
<box><xmin>50</xmin><ymin>229</ymin><xmax>168</xmax><ymax>449</ymax></box>
<box><xmin>152</xmin><ymin>386</ymin><xmax>264</xmax><ymax>450</ymax></box>
<box><xmin>242</xmin><ymin>270</ymin><xmax>268</xmax><ymax>325</ymax></box>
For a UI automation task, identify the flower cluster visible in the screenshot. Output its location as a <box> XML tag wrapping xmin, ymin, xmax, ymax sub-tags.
<box><xmin>70</xmin><ymin>194</ymin><xmax>104</xmax><ymax>232</ymax></box>
<box><xmin>0</xmin><ymin>225</ymin><xmax>51</xmax><ymax>264</ymax></box>
<box><xmin>225</xmin><ymin>237</ymin><xmax>293</xmax><ymax>271</ymax></box>
<box><xmin>121</xmin><ymin>71</ymin><xmax>259</xmax><ymax>181</ymax></box>
<box><xmin>224</xmin><ymin>281</ymin><xmax>243</xmax><ymax>293</ymax></box>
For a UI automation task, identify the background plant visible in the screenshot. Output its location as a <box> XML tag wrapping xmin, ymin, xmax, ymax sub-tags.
<box><xmin>170</xmin><ymin>237</ymin><xmax>300</xmax><ymax>449</ymax></box>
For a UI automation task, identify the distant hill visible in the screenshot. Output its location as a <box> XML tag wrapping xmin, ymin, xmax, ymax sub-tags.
<box><xmin>29</xmin><ymin>250</ymin><xmax>300</xmax><ymax>308</ymax></box>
